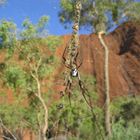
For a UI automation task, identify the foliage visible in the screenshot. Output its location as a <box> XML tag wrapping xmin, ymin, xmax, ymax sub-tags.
<box><xmin>3</xmin><ymin>65</ymin><xmax>27</xmax><ymax>89</ymax></box>
<box><xmin>111</xmin><ymin>120</ymin><xmax>140</xmax><ymax>140</ymax></box>
<box><xmin>110</xmin><ymin>96</ymin><xmax>140</xmax><ymax>140</ymax></box>
<box><xmin>42</xmin><ymin>35</ymin><xmax>62</xmax><ymax>52</ymax></box>
<box><xmin>20</xmin><ymin>16</ymin><xmax>49</xmax><ymax>40</ymax></box>
<box><xmin>59</xmin><ymin>0</ymin><xmax>140</xmax><ymax>32</ymax></box>
<box><xmin>0</xmin><ymin>104</ymin><xmax>27</xmax><ymax>130</ymax></box>
<box><xmin>0</xmin><ymin>20</ymin><xmax>17</xmax><ymax>48</ymax></box>
<box><xmin>0</xmin><ymin>92</ymin><xmax>6</xmax><ymax>103</ymax></box>
<box><xmin>111</xmin><ymin>97</ymin><xmax>140</xmax><ymax>122</ymax></box>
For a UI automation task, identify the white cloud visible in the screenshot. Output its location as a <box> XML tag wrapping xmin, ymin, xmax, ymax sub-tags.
<box><xmin>0</xmin><ymin>0</ymin><xmax>6</xmax><ymax>5</ymax></box>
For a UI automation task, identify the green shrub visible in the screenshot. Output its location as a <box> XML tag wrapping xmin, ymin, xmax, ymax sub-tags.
<box><xmin>4</xmin><ymin>65</ymin><xmax>27</xmax><ymax>89</ymax></box>
<box><xmin>110</xmin><ymin>96</ymin><xmax>140</xmax><ymax>140</ymax></box>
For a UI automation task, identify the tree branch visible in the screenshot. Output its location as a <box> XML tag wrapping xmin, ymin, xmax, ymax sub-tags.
<box><xmin>0</xmin><ymin>118</ymin><xmax>17</xmax><ymax>140</ymax></box>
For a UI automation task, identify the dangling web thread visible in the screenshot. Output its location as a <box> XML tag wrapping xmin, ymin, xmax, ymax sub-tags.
<box><xmin>61</xmin><ymin>0</ymin><xmax>104</xmax><ymax>139</ymax></box>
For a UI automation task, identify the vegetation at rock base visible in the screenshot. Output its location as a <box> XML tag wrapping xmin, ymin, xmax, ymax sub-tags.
<box><xmin>110</xmin><ymin>97</ymin><xmax>140</xmax><ymax>140</ymax></box>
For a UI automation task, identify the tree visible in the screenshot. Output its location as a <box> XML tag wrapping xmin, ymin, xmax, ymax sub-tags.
<box><xmin>18</xmin><ymin>16</ymin><xmax>50</xmax><ymax>140</ymax></box>
<box><xmin>20</xmin><ymin>15</ymin><xmax>49</xmax><ymax>40</ymax></box>
<box><xmin>59</xmin><ymin>0</ymin><xmax>140</xmax><ymax>138</ymax></box>
<box><xmin>19</xmin><ymin>38</ymin><xmax>61</xmax><ymax>140</ymax></box>
<box><xmin>0</xmin><ymin>16</ymin><xmax>62</xmax><ymax>140</ymax></box>
<box><xmin>59</xmin><ymin>0</ymin><xmax>140</xmax><ymax>32</ymax></box>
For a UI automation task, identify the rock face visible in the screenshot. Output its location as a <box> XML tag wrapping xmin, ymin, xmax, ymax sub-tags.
<box><xmin>55</xmin><ymin>22</ymin><xmax>140</xmax><ymax>103</ymax></box>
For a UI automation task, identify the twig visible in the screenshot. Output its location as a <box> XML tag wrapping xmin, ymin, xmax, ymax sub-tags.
<box><xmin>0</xmin><ymin>118</ymin><xmax>17</xmax><ymax>140</ymax></box>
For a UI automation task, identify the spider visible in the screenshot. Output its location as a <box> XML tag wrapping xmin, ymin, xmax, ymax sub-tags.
<box><xmin>62</xmin><ymin>43</ymin><xmax>82</xmax><ymax>77</ymax></box>
<box><xmin>60</xmin><ymin>42</ymin><xmax>83</xmax><ymax>104</ymax></box>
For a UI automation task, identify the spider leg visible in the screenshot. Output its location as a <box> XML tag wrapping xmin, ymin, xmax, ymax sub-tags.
<box><xmin>73</xmin><ymin>51</ymin><xmax>82</xmax><ymax>69</ymax></box>
<box><xmin>65</xmin><ymin>74</ymin><xmax>72</xmax><ymax>92</ymax></box>
<box><xmin>65</xmin><ymin>77</ymin><xmax>72</xmax><ymax>106</ymax></box>
<box><xmin>78</xmin><ymin>77</ymin><xmax>93</xmax><ymax>108</ymax></box>
<box><xmin>62</xmin><ymin>45</ymin><xmax>68</xmax><ymax>64</ymax></box>
<box><xmin>68</xmin><ymin>91</ymin><xmax>72</xmax><ymax>106</ymax></box>
<box><xmin>73</xmin><ymin>51</ymin><xmax>78</xmax><ymax>63</ymax></box>
<box><xmin>62</xmin><ymin>46</ymin><xmax>72</xmax><ymax>69</ymax></box>
<box><xmin>65</xmin><ymin>64</ymin><xmax>71</xmax><ymax>69</ymax></box>
<box><xmin>62</xmin><ymin>46</ymin><xmax>67</xmax><ymax>60</ymax></box>
<box><xmin>77</xmin><ymin>59</ymin><xmax>82</xmax><ymax>69</ymax></box>
<box><xmin>65</xmin><ymin>79</ymin><xmax>70</xmax><ymax>91</ymax></box>
<box><xmin>62</xmin><ymin>57</ymin><xmax>71</xmax><ymax>69</ymax></box>
<box><xmin>59</xmin><ymin>91</ymin><xmax>64</xmax><ymax>98</ymax></box>
<box><xmin>77</xmin><ymin>52</ymin><xmax>83</xmax><ymax>69</ymax></box>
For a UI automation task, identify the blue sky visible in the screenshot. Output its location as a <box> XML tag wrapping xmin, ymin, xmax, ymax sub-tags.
<box><xmin>0</xmin><ymin>0</ymin><xmax>90</xmax><ymax>35</ymax></box>
<box><xmin>0</xmin><ymin>0</ymin><xmax>140</xmax><ymax>35</ymax></box>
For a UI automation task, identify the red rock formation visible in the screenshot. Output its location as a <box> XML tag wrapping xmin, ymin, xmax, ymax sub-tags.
<box><xmin>54</xmin><ymin>22</ymin><xmax>140</xmax><ymax>103</ymax></box>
